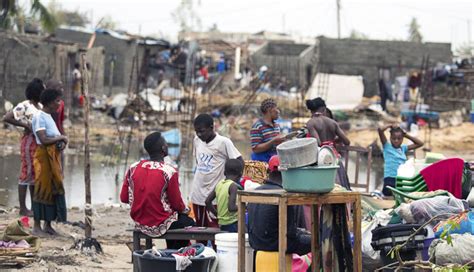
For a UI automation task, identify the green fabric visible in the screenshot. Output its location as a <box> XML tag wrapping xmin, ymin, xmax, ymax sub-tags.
<box><xmin>32</xmin><ymin>194</ymin><xmax>67</xmax><ymax>222</ymax></box>
<box><xmin>215</xmin><ymin>179</ymin><xmax>241</xmax><ymax>226</ymax></box>
<box><xmin>1</xmin><ymin>220</ymin><xmax>40</xmax><ymax>252</ymax></box>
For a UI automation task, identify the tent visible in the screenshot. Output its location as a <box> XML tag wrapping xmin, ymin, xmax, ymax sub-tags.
<box><xmin>306</xmin><ymin>73</ymin><xmax>364</xmax><ymax>110</ymax></box>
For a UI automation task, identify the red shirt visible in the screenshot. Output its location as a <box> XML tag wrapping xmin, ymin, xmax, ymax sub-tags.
<box><xmin>51</xmin><ymin>100</ymin><xmax>65</xmax><ymax>134</ymax></box>
<box><xmin>120</xmin><ymin>160</ymin><xmax>186</xmax><ymax>237</ymax></box>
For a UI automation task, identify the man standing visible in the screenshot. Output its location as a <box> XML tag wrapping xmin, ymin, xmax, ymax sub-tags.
<box><xmin>191</xmin><ymin>113</ymin><xmax>243</xmax><ymax>228</ymax></box>
<box><xmin>250</xmin><ymin>98</ymin><xmax>285</xmax><ymax>162</ymax></box>
<box><xmin>120</xmin><ymin>132</ymin><xmax>194</xmax><ymax>249</ymax></box>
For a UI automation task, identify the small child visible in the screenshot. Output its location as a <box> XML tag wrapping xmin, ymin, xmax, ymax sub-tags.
<box><xmin>378</xmin><ymin>124</ymin><xmax>424</xmax><ymax>196</ymax></box>
<box><xmin>205</xmin><ymin>159</ymin><xmax>244</xmax><ymax>232</ymax></box>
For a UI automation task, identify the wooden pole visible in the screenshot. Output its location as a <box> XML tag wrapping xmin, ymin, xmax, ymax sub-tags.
<box><xmin>80</xmin><ymin>53</ymin><xmax>92</xmax><ymax>238</ymax></box>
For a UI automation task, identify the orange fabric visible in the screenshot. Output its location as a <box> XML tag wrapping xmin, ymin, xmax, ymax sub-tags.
<box><xmin>33</xmin><ymin>145</ymin><xmax>64</xmax><ymax>205</ymax></box>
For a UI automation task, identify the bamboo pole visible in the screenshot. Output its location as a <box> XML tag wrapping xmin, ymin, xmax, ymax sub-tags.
<box><xmin>80</xmin><ymin>53</ymin><xmax>92</xmax><ymax>239</ymax></box>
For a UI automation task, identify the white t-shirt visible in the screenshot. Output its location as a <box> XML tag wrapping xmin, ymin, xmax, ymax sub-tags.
<box><xmin>191</xmin><ymin>133</ymin><xmax>241</xmax><ymax>206</ymax></box>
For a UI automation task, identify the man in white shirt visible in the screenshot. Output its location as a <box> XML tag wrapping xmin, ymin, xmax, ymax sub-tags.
<box><xmin>191</xmin><ymin>113</ymin><xmax>243</xmax><ymax>228</ymax></box>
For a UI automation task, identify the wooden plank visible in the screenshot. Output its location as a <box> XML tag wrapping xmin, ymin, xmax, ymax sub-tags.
<box><xmin>278</xmin><ymin>198</ymin><xmax>288</xmax><ymax>272</ymax></box>
<box><xmin>311</xmin><ymin>205</ymin><xmax>320</xmax><ymax>272</ymax></box>
<box><xmin>353</xmin><ymin>195</ymin><xmax>362</xmax><ymax>272</ymax></box>
<box><xmin>354</xmin><ymin>152</ymin><xmax>360</xmax><ymax>185</ymax></box>
<box><xmin>287</xmin><ymin>195</ymin><xmax>358</xmax><ymax>205</ymax></box>
<box><xmin>366</xmin><ymin>146</ymin><xmax>372</xmax><ymax>193</ymax></box>
<box><xmin>240</xmin><ymin>195</ymin><xmax>280</xmax><ymax>205</ymax></box>
<box><xmin>237</xmin><ymin>194</ymin><xmax>246</xmax><ymax>272</ymax></box>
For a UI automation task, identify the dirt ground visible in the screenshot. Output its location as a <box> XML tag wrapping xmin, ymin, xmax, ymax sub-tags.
<box><xmin>0</xmin><ymin>205</ymin><xmax>163</xmax><ymax>271</ymax></box>
<box><xmin>347</xmin><ymin>122</ymin><xmax>474</xmax><ymax>160</ymax></box>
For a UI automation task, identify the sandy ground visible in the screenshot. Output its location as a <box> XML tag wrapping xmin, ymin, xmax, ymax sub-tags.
<box><xmin>0</xmin><ymin>205</ymin><xmax>165</xmax><ymax>271</ymax></box>
<box><xmin>347</xmin><ymin>122</ymin><xmax>474</xmax><ymax>160</ymax></box>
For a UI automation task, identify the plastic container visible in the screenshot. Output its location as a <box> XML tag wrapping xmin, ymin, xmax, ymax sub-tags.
<box><xmin>133</xmin><ymin>250</ymin><xmax>215</xmax><ymax>272</ymax></box>
<box><xmin>281</xmin><ymin>165</ymin><xmax>338</xmax><ymax>193</ymax></box>
<box><xmin>215</xmin><ymin>233</ymin><xmax>253</xmax><ymax>272</ymax></box>
<box><xmin>277</xmin><ymin>138</ymin><xmax>318</xmax><ymax>169</ymax></box>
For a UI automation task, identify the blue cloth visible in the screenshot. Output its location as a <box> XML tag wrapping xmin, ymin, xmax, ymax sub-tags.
<box><xmin>216</xmin><ymin>60</ymin><xmax>226</xmax><ymax>73</ymax></box>
<box><xmin>383</xmin><ymin>142</ymin><xmax>408</xmax><ymax>178</ymax></box>
<box><xmin>250</xmin><ymin>150</ymin><xmax>276</xmax><ymax>163</ymax></box>
<box><xmin>32</xmin><ymin>111</ymin><xmax>61</xmax><ymax>145</ymax></box>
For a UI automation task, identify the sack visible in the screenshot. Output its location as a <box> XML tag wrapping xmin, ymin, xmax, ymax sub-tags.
<box><xmin>429</xmin><ymin>233</ymin><xmax>474</xmax><ymax>265</ymax></box>
<box><xmin>408</xmin><ymin>196</ymin><xmax>467</xmax><ymax>225</ymax></box>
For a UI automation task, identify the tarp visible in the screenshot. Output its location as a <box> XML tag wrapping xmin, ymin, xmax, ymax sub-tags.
<box><xmin>305</xmin><ymin>73</ymin><xmax>364</xmax><ymax>110</ymax></box>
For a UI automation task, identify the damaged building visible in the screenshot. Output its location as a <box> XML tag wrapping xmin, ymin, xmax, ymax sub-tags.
<box><xmin>55</xmin><ymin>27</ymin><xmax>170</xmax><ymax>95</ymax></box>
<box><xmin>0</xmin><ymin>30</ymin><xmax>104</xmax><ymax>107</ymax></box>
<box><xmin>315</xmin><ymin>37</ymin><xmax>452</xmax><ymax>97</ymax></box>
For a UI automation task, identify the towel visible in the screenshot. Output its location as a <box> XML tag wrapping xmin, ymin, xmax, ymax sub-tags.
<box><xmin>420</xmin><ymin>158</ymin><xmax>464</xmax><ymax>198</ymax></box>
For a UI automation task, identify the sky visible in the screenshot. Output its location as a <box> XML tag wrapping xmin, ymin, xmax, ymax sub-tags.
<box><xmin>39</xmin><ymin>0</ymin><xmax>473</xmax><ymax>49</ymax></box>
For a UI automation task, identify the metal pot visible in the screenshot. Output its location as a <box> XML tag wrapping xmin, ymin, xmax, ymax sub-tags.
<box><xmin>277</xmin><ymin>138</ymin><xmax>318</xmax><ymax>169</ymax></box>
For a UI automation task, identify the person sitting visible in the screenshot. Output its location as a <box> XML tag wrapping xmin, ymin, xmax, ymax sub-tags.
<box><xmin>378</xmin><ymin>124</ymin><xmax>424</xmax><ymax>196</ymax></box>
<box><xmin>247</xmin><ymin>155</ymin><xmax>311</xmax><ymax>255</ymax></box>
<box><xmin>120</xmin><ymin>132</ymin><xmax>194</xmax><ymax>249</ymax></box>
<box><xmin>205</xmin><ymin>159</ymin><xmax>244</xmax><ymax>232</ymax></box>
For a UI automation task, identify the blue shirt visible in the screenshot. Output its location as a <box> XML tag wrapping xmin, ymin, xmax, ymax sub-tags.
<box><xmin>383</xmin><ymin>142</ymin><xmax>408</xmax><ymax>178</ymax></box>
<box><xmin>32</xmin><ymin>111</ymin><xmax>61</xmax><ymax>145</ymax></box>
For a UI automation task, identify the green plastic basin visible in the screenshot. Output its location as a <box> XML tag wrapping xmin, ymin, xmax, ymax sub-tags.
<box><xmin>281</xmin><ymin>165</ymin><xmax>339</xmax><ymax>193</ymax></box>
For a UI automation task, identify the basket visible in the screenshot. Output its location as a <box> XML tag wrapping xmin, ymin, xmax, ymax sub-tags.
<box><xmin>243</xmin><ymin>160</ymin><xmax>268</xmax><ymax>184</ymax></box>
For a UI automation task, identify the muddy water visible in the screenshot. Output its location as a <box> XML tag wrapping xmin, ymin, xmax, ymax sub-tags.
<box><xmin>0</xmin><ymin>141</ymin><xmax>384</xmax><ymax>209</ymax></box>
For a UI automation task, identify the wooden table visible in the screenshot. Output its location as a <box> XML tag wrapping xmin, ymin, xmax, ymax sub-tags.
<box><xmin>237</xmin><ymin>189</ymin><xmax>362</xmax><ymax>272</ymax></box>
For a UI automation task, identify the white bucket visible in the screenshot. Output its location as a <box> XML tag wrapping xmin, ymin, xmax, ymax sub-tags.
<box><xmin>215</xmin><ymin>233</ymin><xmax>254</xmax><ymax>272</ymax></box>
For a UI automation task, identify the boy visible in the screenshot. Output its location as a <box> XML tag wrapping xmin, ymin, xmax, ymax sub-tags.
<box><xmin>191</xmin><ymin>113</ymin><xmax>243</xmax><ymax>228</ymax></box>
<box><xmin>378</xmin><ymin>124</ymin><xmax>424</xmax><ymax>196</ymax></box>
<box><xmin>205</xmin><ymin>159</ymin><xmax>244</xmax><ymax>232</ymax></box>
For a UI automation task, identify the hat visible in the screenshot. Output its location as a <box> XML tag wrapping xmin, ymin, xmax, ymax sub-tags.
<box><xmin>268</xmin><ymin>155</ymin><xmax>280</xmax><ymax>172</ymax></box>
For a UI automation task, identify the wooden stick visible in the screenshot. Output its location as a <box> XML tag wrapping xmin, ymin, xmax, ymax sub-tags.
<box><xmin>80</xmin><ymin>53</ymin><xmax>92</xmax><ymax>238</ymax></box>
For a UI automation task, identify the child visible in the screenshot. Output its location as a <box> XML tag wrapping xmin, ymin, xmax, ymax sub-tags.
<box><xmin>205</xmin><ymin>159</ymin><xmax>244</xmax><ymax>232</ymax></box>
<box><xmin>378</xmin><ymin>124</ymin><xmax>424</xmax><ymax>196</ymax></box>
<box><xmin>191</xmin><ymin>113</ymin><xmax>243</xmax><ymax>229</ymax></box>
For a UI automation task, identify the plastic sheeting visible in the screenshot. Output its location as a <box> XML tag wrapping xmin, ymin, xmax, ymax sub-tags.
<box><xmin>305</xmin><ymin>73</ymin><xmax>364</xmax><ymax>110</ymax></box>
<box><xmin>429</xmin><ymin>233</ymin><xmax>474</xmax><ymax>265</ymax></box>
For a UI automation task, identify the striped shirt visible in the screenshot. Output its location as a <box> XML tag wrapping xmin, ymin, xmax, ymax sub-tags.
<box><xmin>250</xmin><ymin>119</ymin><xmax>280</xmax><ymax>162</ymax></box>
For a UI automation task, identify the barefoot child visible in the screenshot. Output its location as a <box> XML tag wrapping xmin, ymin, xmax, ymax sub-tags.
<box><xmin>378</xmin><ymin>124</ymin><xmax>424</xmax><ymax>196</ymax></box>
<box><xmin>205</xmin><ymin>159</ymin><xmax>244</xmax><ymax>232</ymax></box>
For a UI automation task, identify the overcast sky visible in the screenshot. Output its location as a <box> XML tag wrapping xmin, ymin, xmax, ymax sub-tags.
<box><xmin>41</xmin><ymin>0</ymin><xmax>473</xmax><ymax>49</ymax></box>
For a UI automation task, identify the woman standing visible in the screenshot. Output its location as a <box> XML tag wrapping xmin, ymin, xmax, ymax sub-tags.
<box><xmin>31</xmin><ymin>88</ymin><xmax>68</xmax><ymax>235</ymax></box>
<box><xmin>3</xmin><ymin>78</ymin><xmax>45</xmax><ymax>216</ymax></box>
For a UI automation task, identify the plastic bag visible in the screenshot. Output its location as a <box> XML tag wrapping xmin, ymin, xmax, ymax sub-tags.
<box><xmin>434</xmin><ymin>211</ymin><xmax>474</xmax><ymax>237</ymax></box>
<box><xmin>361</xmin><ymin>209</ymin><xmax>392</xmax><ymax>270</ymax></box>
<box><xmin>408</xmin><ymin>196</ymin><xmax>468</xmax><ymax>225</ymax></box>
<box><xmin>429</xmin><ymin>233</ymin><xmax>474</xmax><ymax>265</ymax></box>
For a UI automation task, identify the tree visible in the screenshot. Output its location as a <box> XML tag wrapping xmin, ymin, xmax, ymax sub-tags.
<box><xmin>455</xmin><ymin>43</ymin><xmax>474</xmax><ymax>57</ymax></box>
<box><xmin>349</xmin><ymin>29</ymin><xmax>369</xmax><ymax>40</ymax></box>
<box><xmin>408</xmin><ymin>17</ymin><xmax>423</xmax><ymax>43</ymax></box>
<box><xmin>0</xmin><ymin>0</ymin><xmax>57</xmax><ymax>33</ymax></box>
<box><xmin>99</xmin><ymin>15</ymin><xmax>118</xmax><ymax>30</ymax></box>
<box><xmin>171</xmin><ymin>0</ymin><xmax>201</xmax><ymax>32</ymax></box>
<box><xmin>48</xmin><ymin>1</ymin><xmax>89</xmax><ymax>27</ymax></box>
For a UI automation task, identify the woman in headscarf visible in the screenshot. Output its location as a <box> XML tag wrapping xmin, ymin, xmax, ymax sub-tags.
<box><xmin>31</xmin><ymin>88</ymin><xmax>68</xmax><ymax>235</ymax></box>
<box><xmin>2</xmin><ymin>78</ymin><xmax>45</xmax><ymax>216</ymax></box>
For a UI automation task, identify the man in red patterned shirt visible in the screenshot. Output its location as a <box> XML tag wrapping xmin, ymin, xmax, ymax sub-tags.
<box><xmin>120</xmin><ymin>132</ymin><xmax>194</xmax><ymax>249</ymax></box>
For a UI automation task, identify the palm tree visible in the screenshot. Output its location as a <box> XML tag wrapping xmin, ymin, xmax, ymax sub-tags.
<box><xmin>1</xmin><ymin>0</ymin><xmax>56</xmax><ymax>33</ymax></box>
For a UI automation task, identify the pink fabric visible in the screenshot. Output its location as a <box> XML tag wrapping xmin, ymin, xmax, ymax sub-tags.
<box><xmin>420</xmin><ymin>158</ymin><xmax>464</xmax><ymax>198</ymax></box>
<box><xmin>292</xmin><ymin>253</ymin><xmax>312</xmax><ymax>272</ymax></box>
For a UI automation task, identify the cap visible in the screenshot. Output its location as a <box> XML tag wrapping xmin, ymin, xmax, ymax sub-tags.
<box><xmin>268</xmin><ymin>155</ymin><xmax>280</xmax><ymax>172</ymax></box>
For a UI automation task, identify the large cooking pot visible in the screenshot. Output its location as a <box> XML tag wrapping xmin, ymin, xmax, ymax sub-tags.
<box><xmin>277</xmin><ymin>138</ymin><xmax>318</xmax><ymax>169</ymax></box>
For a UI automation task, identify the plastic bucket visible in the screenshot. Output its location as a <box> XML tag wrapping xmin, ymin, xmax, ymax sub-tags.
<box><xmin>282</xmin><ymin>165</ymin><xmax>338</xmax><ymax>193</ymax></box>
<box><xmin>133</xmin><ymin>250</ymin><xmax>215</xmax><ymax>272</ymax></box>
<box><xmin>215</xmin><ymin>233</ymin><xmax>253</xmax><ymax>272</ymax></box>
